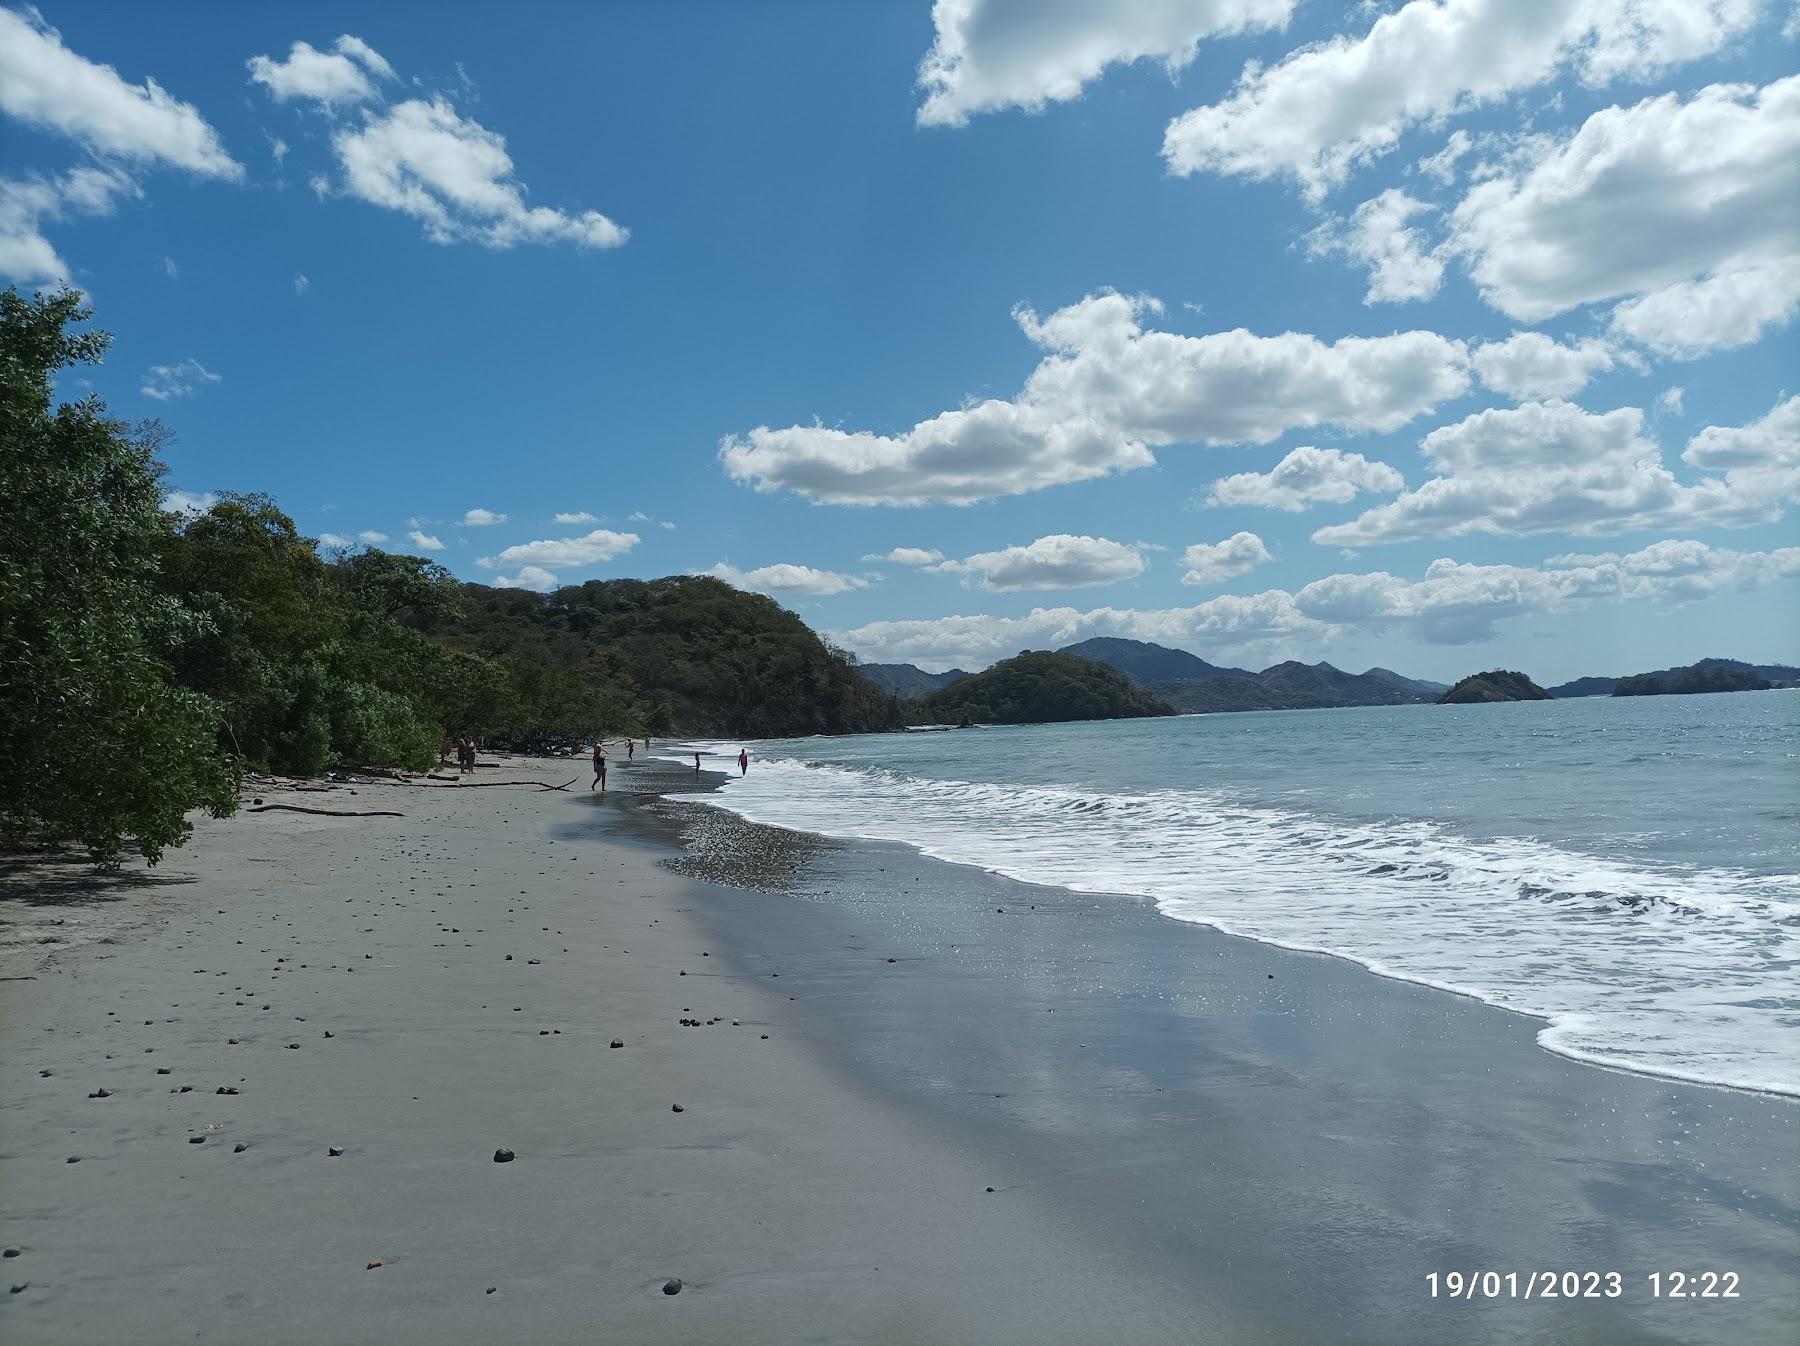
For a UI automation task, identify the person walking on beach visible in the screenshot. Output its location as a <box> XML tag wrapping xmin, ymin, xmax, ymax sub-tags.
<box><xmin>458</xmin><ymin>736</ymin><xmax>476</xmax><ymax>774</ymax></box>
<box><xmin>738</xmin><ymin>748</ymin><xmax>748</xmax><ymax>776</ymax></box>
<box><xmin>592</xmin><ymin>740</ymin><xmax>607</xmax><ymax>792</ymax></box>
<box><xmin>627</xmin><ymin>739</ymin><xmax>635</xmax><ymax>762</ymax></box>
<box><xmin>694</xmin><ymin>752</ymin><xmax>702</xmax><ymax>774</ymax></box>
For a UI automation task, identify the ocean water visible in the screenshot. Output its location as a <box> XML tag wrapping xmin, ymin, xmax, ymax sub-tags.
<box><xmin>668</xmin><ymin>691</ymin><xmax>1800</xmax><ymax>1097</ymax></box>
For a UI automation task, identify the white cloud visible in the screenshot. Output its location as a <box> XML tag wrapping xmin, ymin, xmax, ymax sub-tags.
<box><xmin>659</xmin><ymin>520</ymin><xmax>676</xmax><ymax>530</ymax></box>
<box><xmin>318</xmin><ymin>531</ymin><xmax>353</xmax><ymax>548</ymax></box>
<box><xmin>1207</xmin><ymin>446</ymin><xmax>1404</xmax><ymax>511</ymax></box>
<box><xmin>161</xmin><ymin>489</ymin><xmax>218</xmax><ymax>515</ymax></box>
<box><xmin>326</xmin><ymin>97</ymin><xmax>628</xmax><ymax>250</ymax></box>
<box><xmin>1314</xmin><ymin>399</ymin><xmax>1792</xmax><ymax>546</ymax></box>
<box><xmin>1415</xmin><ymin>129</ymin><xmax>1474</xmax><ymax>185</ymax></box>
<box><xmin>247</xmin><ymin>35</ymin><xmax>394</xmax><ymax>106</ymax></box>
<box><xmin>916</xmin><ymin>0</ymin><xmax>1297</xmax><ymax>127</ymax></box>
<box><xmin>358</xmin><ymin>529</ymin><xmax>389</xmax><ymax>544</ymax></box>
<box><xmin>831</xmin><ymin>539</ymin><xmax>1800</xmax><ymax>667</ymax></box>
<box><xmin>406</xmin><ymin>529</ymin><xmax>445</xmax><ymax>551</ymax></box>
<box><xmin>479</xmin><ymin>528</ymin><xmax>639</xmax><ymax>569</ymax></box>
<box><xmin>0</xmin><ymin>166</ymin><xmax>138</xmax><ymax>284</ymax></box>
<box><xmin>1162</xmin><ymin>0</ymin><xmax>1761</xmax><ymax>199</ymax></box>
<box><xmin>862</xmin><ymin>546</ymin><xmax>947</xmax><ymax>565</ymax></box>
<box><xmin>461</xmin><ymin>507</ymin><xmax>508</xmax><ymax>526</ymax></box>
<box><xmin>1181</xmin><ymin>531</ymin><xmax>1272</xmax><ymax>585</ymax></box>
<box><xmin>293</xmin><ymin>272</ymin><xmax>310</xmax><ymax>295</ymax></box>
<box><xmin>553</xmin><ymin>511</ymin><xmax>598</xmax><ymax>524</ymax></box>
<box><xmin>1448</xmin><ymin>76</ymin><xmax>1800</xmax><ymax>357</ymax></box>
<box><xmin>1472</xmin><ymin>332</ymin><xmax>1619</xmax><ymax>400</ymax></box>
<box><xmin>721</xmin><ymin>291</ymin><xmax>1469</xmax><ymax>506</ymax></box>
<box><xmin>937</xmin><ymin>534</ymin><xmax>1147</xmax><ymax>591</ymax></box>
<box><xmin>162</xmin><ymin>255</ymin><xmax>177</xmax><ymax>279</ymax></box>
<box><xmin>704</xmin><ymin>562</ymin><xmax>870</xmax><ymax>597</ymax></box>
<box><xmin>140</xmin><ymin>357</ymin><xmax>222</xmax><ymax>401</ymax></box>
<box><xmin>1656</xmin><ymin>386</ymin><xmax>1685</xmax><ymax>415</ymax></box>
<box><xmin>0</xmin><ymin>8</ymin><xmax>240</xmax><ymax>178</ymax></box>
<box><xmin>1680</xmin><ymin>396</ymin><xmax>1800</xmax><ymax>510</ymax></box>
<box><xmin>1307</xmin><ymin>189</ymin><xmax>1444</xmax><ymax>304</ymax></box>
<box><xmin>627</xmin><ymin>510</ymin><xmax>649</xmax><ymax>521</ymax></box>
<box><xmin>493</xmin><ymin>565</ymin><xmax>558</xmax><ymax>592</ymax></box>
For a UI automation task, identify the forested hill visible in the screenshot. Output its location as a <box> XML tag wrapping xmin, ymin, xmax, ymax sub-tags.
<box><xmin>914</xmin><ymin>651</ymin><xmax>1176</xmax><ymax>725</ymax></box>
<box><xmin>421</xmin><ymin>576</ymin><xmax>903</xmax><ymax>739</ymax></box>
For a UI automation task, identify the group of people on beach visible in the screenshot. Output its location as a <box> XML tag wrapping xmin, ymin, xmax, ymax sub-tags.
<box><xmin>590</xmin><ymin>739</ymin><xmax>749</xmax><ymax>791</ymax></box>
<box><xmin>439</xmin><ymin>735</ymin><xmax>477</xmax><ymax>774</ymax></box>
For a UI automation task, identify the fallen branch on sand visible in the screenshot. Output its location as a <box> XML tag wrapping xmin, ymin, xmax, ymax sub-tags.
<box><xmin>247</xmin><ymin>804</ymin><xmax>406</xmax><ymax>819</ymax></box>
<box><xmin>407</xmin><ymin>779</ymin><xmax>577</xmax><ymax>791</ymax></box>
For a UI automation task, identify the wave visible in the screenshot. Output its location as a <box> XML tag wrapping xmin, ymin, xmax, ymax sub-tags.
<box><xmin>669</xmin><ymin>753</ymin><xmax>1800</xmax><ymax>1098</ymax></box>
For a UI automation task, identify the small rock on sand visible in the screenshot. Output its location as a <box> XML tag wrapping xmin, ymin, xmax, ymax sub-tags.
<box><xmin>662</xmin><ymin>1278</ymin><xmax>682</xmax><ymax>1295</ymax></box>
<box><xmin>609</xmin><ymin>1039</ymin><xmax>623</xmax><ymax>1048</ymax></box>
<box><xmin>670</xmin><ymin>1104</ymin><xmax>685</xmax><ymax>1113</ymax></box>
<box><xmin>493</xmin><ymin>1148</ymin><xmax>515</xmax><ymax>1163</ymax></box>
<box><xmin>328</xmin><ymin>1147</ymin><xmax>344</xmax><ymax>1157</ymax></box>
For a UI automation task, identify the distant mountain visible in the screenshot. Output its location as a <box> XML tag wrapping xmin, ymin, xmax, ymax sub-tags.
<box><xmin>859</xmin><ymin>662</ymin><xmax>969</xmax><ymax>697</ymax></box>
<box><xmin>1438</xmin><ymin>670</ymin><xmax>1551</xmax><ymax>704</ymax></box>
<box><xmin>1149</xmin><ymin>678</ymin><xmax>1313</xmax><ymax>714</ymax></box>
<box><xmin>1057</xmin><ymin>637</ymin><xmax>1253</xmax><ymax>682</ymax></box>
<box><xmin>913</xmin><ymin>650</ymin><xmax>1175</xmax><ymax>725</ymax></box>
<box><xmin>1362</xmin><ymin>666</ymin><xmax>1450</xmax><ymax>696</ymax></box>
<box><xmin>1615</xmin><ymin>663</ymin><xmax>1773</xmax><ymax>697</ymax></box>
<box><xmin>1257</xmin><ymin>660</ymin><xmax>1432</xmax><ymax>707</ymax></box>
<box><xmin>1551</xmin><ymin>657</ymin><xmax>1800</xmax><ymax>697</ymax></box>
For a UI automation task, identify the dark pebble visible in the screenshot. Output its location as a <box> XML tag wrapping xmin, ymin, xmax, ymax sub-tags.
<box><xmin>486</xmin><ymin>1286</ymin><xmax>497</xmax><ymax>1294</ymax></box>
<box><xmin>9</xmin><ymin>1283</ymin><xmax>25</xmax><ymax>1294</ymax></box>
<box><xmin>233</xmin><ymin>1143</ymin><xmax>248</xmax><ymax>1153</ymax></box>
<box><xmin>493</xmin><ymin>1148</ymin><xmax>515</xmax><ymax>1163</ymax></box>
<box><xmin>328</xmin><ymin>1147</ymin><xmax>344</xmax><ymax>1157</ymax></box>
<box><xmin>88</xmin><ymin>1088</ymin><xmax>111</xmax><ymax>1098</ymax></box>
<box><xmin>216</xmin><ymin>1087</ymin><xmax>239</xmax><ymax>1095</ymax></box>
<box><xmin>671</xmin><ymin>1104</ymin><xmax>685</xmax><ymax>1113</ymax></box>
<box><xmin>1</xmin><ymin>1248</ymin><xmax>18</xmax><ymax>1258</ymax></box>
<box><xmin>188</xmin><ymin>1135</ymin><xmax>205</xmax><ymax>1144</ymax></box>
<box><xmin>986</xmin><ymin>1186</ymin><xmax>995</xmax><ymax>1193</ymax></box>
<box><xmin>662</xmin><ymin>1278</ymin><xmax>682</xmax><ymax>1295</ymax></box>
<box><xmin>65</xmin><ymin>1157</ymin><xmax>79</xmax><ymax>1164</ymax></box>
<box><xmin>156</xmin><ymin>1068</ymin><xmax>171</xmax><ymax>1074</ymax></box>
<box><xmin>609</xmin><ymin>1039</ymin><xmax>623</xmax><ymax>1049</ymax></box>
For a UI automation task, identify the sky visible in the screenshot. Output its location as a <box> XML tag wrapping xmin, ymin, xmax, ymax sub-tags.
<box><xmin>3</xmin><ymin>0</ymin><xmax>1797</xmax><ymax>685</ymax></box>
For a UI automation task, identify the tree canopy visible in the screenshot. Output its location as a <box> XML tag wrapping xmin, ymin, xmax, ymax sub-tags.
<box><xmin>914</xmin><ymin>650</ymin><xmax>1176</xmax><ymax>725</ymax></box>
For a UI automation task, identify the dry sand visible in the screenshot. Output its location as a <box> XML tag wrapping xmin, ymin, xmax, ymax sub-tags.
<box><xmin>0</xmin><ymin>757</ymin><xmax>1223</xmax><ymax>1345</ymax></box>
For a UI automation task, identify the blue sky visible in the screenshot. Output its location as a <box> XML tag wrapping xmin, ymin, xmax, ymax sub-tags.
<box><xmin>4</xmin><ymin>0</ymin><xmax>1796</xmax><ymax>684</ymax></box>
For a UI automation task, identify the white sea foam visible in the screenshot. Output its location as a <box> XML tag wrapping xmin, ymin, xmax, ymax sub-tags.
<box><xmin>672</xmin><ymin>754</ymin><xmax>1800</xmax><ymax>1098</ymax></box>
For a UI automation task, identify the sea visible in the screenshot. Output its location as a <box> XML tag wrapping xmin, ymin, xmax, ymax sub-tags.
<box><xmin>667</xmin><ymin>690</ymin><xmax>1800</xmax><ymax>1098</ymax></box>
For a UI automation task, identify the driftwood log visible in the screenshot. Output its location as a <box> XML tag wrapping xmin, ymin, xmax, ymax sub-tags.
<box><xmin>247</xmin><ymin>804</ymin><xmax>406</xmax><ymax>818</ymax></box>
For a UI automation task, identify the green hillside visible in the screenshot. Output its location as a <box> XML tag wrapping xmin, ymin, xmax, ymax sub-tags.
<box><xmin>915</xmin><ymin>651</ymin><xmax>1176</xmax><ymax>725</ymax></box>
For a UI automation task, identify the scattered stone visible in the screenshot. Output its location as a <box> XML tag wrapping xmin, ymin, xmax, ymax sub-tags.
<box><xmin>760</xmin><ymin>1034</ymin><xmax>769</xmax><ymax>1039</ymax></box>
<box><xmin>367</xmin><ymin>1260</ymin><xmax>383</xmax><ymax>1270</ymax></box>
<box><xmin>328</xmin><ymin>1147</ymin><xmax>344</xmax><ymax>1157</ymax></box>
<box><xmin>2</xmin><ymin>1248</ymin><xmax>18</xmax><ymax>1258</ymax></box>
<box><xmin>156</xmin><ymin>1068</ymin><xmax>171</xmax><ymax>1074</ymax></box>
<box><xmin>670</xmin><ymin>1104</ymin><xmax>685</xmax><ymax>1114</ymax></box>
<box><xmin>324</xmin><ymin>1031</ymin><xmax>334</xmax><ymax>1039</ymax></box>
<box><xmin>88</xmin><ymin>1088</ymin><xmax>111</xmax><ymax>1099</ymax></box>
<box><xmin>609</xmin><ymin>1039</ymin><xmax>623</xmax><ymax>1049</ymax></box>
<box><xmin>216</xmin><ymin>1087</ymin><xmax>239</xmax><ymax>1095</ymax></box>
<box><xmin>65</xmin><ymin>1157</ymin><xmax>79</xmax><ymax>1164</ymax></box>
<box><xmin>227</xmin><ymin>1038</ymin><xmax>239</xmax><ymax>1045</ymax></box>
<box><xmin>286</xmin><ymin>1043</ymin><xmax>299</xmax><ymax>1050</ymax></box>
<box><xmin>188</xmin><ymin>1135</ymin><xmax>205</xmax><ymax>1144</ymax></box>
<box><xmin>527</xmin><ymin>959</ymin><xmax>540</xmax><ymax>965</ymax></box>
<box><xmin>986</xmin><ymin>1186</ymin><xmax>995</xmax><ymax>1193</ymax></box>
<box><xmin>662</xmin><ymin>1278</ymin><xmax>682</xmax><ymax>1296</ymax></box>
<box><xmin>887</xmin><ymin>958</ymin><xmax>896</xmax><ymax>963</ymax></box>
<box><xmin>493</xmin><ymin>1148</ymin><xmax>515</xmax><ymax>1163</ymax></box>
<box><xmin>233</xmin><ymin>1143</ymin><xmax>248</xmax><ymax>1153</ymax></box>
<box><xmin>9</xmin><ymin>1283</ymin><xmax>25</xmax><ymax>1294</ymax></box>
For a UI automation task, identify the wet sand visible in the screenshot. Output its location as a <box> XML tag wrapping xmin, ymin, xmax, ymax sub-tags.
<box><xmin>0</xmin><ymin>757</ymin><xmax>1223</xmax><ymax>1346</ymax></box>
<box><xmin>3</xmin><ymin>754</ymin><xmax>1795</xmax><ymax>1345</ymax></box>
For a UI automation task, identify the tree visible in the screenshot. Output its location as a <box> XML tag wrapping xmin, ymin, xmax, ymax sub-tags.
<box><xmin>0</xmin><ymin>289</ymin><xmax>238</xmax><ymax>863</ymax></box>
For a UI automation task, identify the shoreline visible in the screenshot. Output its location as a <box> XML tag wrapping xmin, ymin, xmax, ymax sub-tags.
<box><xmin>3</xmin><ymin>754</ymin><xmax>1795</xmax><ymax>1344</ymax></box>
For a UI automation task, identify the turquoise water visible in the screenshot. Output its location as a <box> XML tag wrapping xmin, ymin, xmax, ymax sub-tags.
<box><xmin>676</xmin><ymin>691</ymin><xmax>1800</xmax><ymax>1095</ymax></box>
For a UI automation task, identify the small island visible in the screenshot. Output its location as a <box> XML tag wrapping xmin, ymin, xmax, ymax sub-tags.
<box><xmin>1614</xmin><ymin>663</ymin><xmax>1772</xmax><ymax>696</ymax></box>
<box><xmin>913</xmin><ymin>650</ymin><xmax>1176</xmax><ymax>725</ymax></box>
<box><xmin>1438</xmin><ymin>670</ymin><xmax>1552</xmax><ymax>704</ymax></box>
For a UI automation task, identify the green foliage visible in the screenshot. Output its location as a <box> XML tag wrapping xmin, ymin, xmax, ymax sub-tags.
<box><xmin>0</xmin><ymin>288</ymin><xmax>238</xmax><ymax>864</ymax></box>
<box><xmin>914</xmin><ymin>650</ymin><xmax>1176</xmax><ymax>725</ymax></box>
<box><xmin>1437</xmin><ymin>670</ymin><xmax>1551</xmax><ymax>704</ymax></box>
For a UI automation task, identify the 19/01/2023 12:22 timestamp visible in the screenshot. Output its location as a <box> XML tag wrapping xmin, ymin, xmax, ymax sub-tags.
<box><xmin>1427</xmin><ymin>1271</ymin><xmax>1741</xmax><ymax>1299</ymax></box>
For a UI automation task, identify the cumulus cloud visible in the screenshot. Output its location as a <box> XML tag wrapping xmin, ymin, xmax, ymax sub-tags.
<box><xmin>1181</xmin><ymin>531</ymin><xmax>1272</xmax><ymax>585</ymax></box>
<box><xmin>248</xmin><ymin>35</ymin><xmax>395</xmax><ymax>105</ymax></box>
<box><xmin>0</xmin><ymin>165</ymin><xmax>138</xmax><ymax>284</ymax></box>
<box><xmin>830</xmin><ymin>539</ymin><xmax>1800</xmax><ymax>667</ymax></box>
<box><xmin>318</xmin><ymin>531</ymin><xmax>353</xmax><ymax>548</ymax></box>
<box><xmin>1314</xmin><ymin>399</ymin><xmax>1792</xmax><ymax>546</ymax></box>
<box><xmin>862</xmin><ymin>547</ymin><xmax>946</xmax><ymax>565</ymax></box>
<box><xmin>493</xmin><ymin>565</ymin><xmax>559</xmax><ymax>592</ymax></box>
<box><xmin>479</xmin><ymin>528</ymin><xmax>639</xmax><ymax>569</ymax></box>
<box><xmin>140</xmin><ymin>358</ymin><xmax>221</xmax><ymax>401</ymax></box>
<box><xmin>916</xmin><ymin>0</ymin><xmax>1296</xmax><ymax>127</ymax></box>
<box><xmin>704</xmin><ymin>562</ymin><xmax>870</xmax><ymax>597</ymax></box>
<box><xmin>358</xmin><ymin>529</ymin><xmax>389</xmax><ymax>544</ymax></box>
<box><xmin>252</xmin><ymin>36</ymin><xmax>627</xmax><ymax>251</ymax></box>
<box><xmin>721</xmin><ymin>291</ymin><xmax>1468</xmax><ymax>506</ymax></box>
<box><xmin>0</xmin><ymin>8</ymin><xmax>240</xmax><ymax>178</ymax></box>
<box><xmin>293</xmin><ymin>272</ymin><xmax>310</xmax><ymax>295</ymax></box>
<box><xmin>1307</xmin><ymin>190</ymin><xmax>1444</xmax><ymax>304</ymax></box>
<box><xmin>1162</xmin><ymin>0</ymin><xmax>1761</xmax><ymax>199</ymax></box>
<box><xmin>937</xmin><ymin>534</ymin><xmax>1146</xmax><ymax>591</ymax></box>
<box><xmin>1472</xmin><ymin>332</ymin><xmax>1620</xmax><ymax>400</ymax></box>
<box><xmin>162</xmin><ymin>489</ymin><xmax>218</xmax><ymax>515</ymax></box>
<box><xmin>554</xmin><ymin>511</ymin><xmax>599</xmax><ymax>524</ymax></box>
<box><xmin>1448</xmin><ymin>76</ymin><xmax>1800</xmax><ymax>355</ymax></box>
<box><xmin>1207</xmin><ymin>446</ymin><xmax>1403</xmax><ymax>511</ymax></box>
<box><xmin>461</xmin><ymin>507</ymin><xmax>507</xmax><ymax>526</ymax></box>
<box><xmin>406</xmin><ymin>529</ymin><xmax>445</xmax><ymax>551</ymax></box>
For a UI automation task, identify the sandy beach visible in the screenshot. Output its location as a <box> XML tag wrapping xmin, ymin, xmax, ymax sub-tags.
<box><xmin>0</xmin><ymin>757</ymin><xmax>1218</xmax><ymax>1346</ymax></box>
<box><xmin>3</xmin><ymin>752</ymin><xmax>1795</xmax><ymax>1345</ymax></box>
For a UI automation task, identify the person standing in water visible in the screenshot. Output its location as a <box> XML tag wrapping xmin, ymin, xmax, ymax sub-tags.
<box><xmin>693</xmin><ymin>752</ymin><xmax>702</xmax><ymax>774</ymax></box>
<box><xmin>592</xmin><ymin>739</ymin><xmax>607</xmax><ymax>792</ymax></box>
<box><xmin>738</xmin><ymin>748</ymin><xmax>748</xmax><ymax>776</ymax></box>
